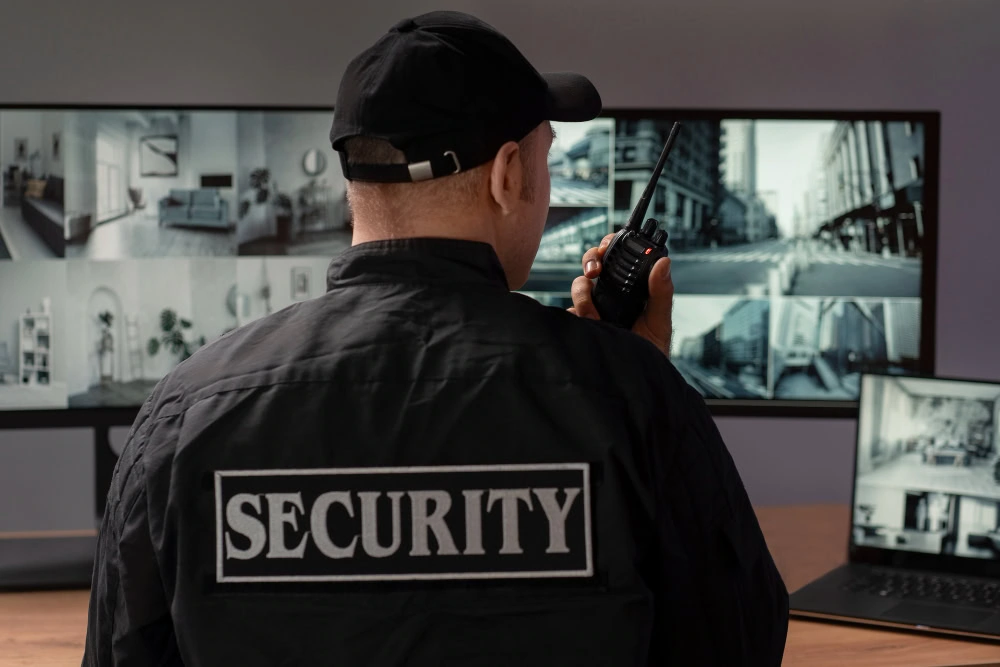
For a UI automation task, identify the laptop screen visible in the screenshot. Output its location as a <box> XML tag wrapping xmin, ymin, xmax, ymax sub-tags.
<box><xmin>853</xmin><ymin>374</ymin><xmax>1000</xmax><ymax>561</ymax></box>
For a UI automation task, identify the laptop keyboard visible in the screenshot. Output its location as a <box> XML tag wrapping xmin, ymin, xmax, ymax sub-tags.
<box><xmin>841</xmin><ymin>570</ymin><xmax>1000</xmax><ymax>609</ymax></box>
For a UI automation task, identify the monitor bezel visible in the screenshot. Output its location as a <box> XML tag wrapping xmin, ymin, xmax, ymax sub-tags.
<box><xmin>0</xmin><ymin>105</ymin><xmax>939</xmax><ymax>425</ymax></box>
<box><xmin>848</xmin><ymin>371</ymin><xmax>1000</xmax><ymax>579</ymax></box>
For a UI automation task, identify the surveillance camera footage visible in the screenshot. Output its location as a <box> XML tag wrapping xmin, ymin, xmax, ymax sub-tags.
<box><xmin>670</xmin><ymin>297</ymin><xmax>769</xmax><ymax>399</ymax></box>
<box><xmin>853</xmin><ymin>376</ymin><xmax>1000</xmax><ymax>560</ymax></box>
<box><xmin>520</xmin><ymin>112</ymin><xmax>933</xmax><ymax>404</ymax></box>
<box><xmin>603</xmin><ymin>118</ymin><xmax>925</xmax><ymax>299</ymax></box>
<box><xmin>0</xmin><ymin>108</ymin><xmax>935</xmax><ymax>410</ymax></box>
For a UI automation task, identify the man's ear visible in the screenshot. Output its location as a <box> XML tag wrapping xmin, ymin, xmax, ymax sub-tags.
<box><xmin>488</xmin><ymin>141</ymin><xmax>522</xmax><ymax>215</ymax></box>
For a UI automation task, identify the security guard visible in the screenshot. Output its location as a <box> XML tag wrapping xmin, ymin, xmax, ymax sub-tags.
<box><xmin>83</xmin><ymin>10</ymin><xmax>788</xmax><ymax>666</ymax></box>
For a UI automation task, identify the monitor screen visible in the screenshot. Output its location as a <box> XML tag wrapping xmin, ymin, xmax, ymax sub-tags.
<box><xmin>853</xmin><ymin>374</ymin><xmax>1000</xmax><ymax>561</ymax></box>
<box><xmin>523</xmin><ymin>110</ymin><xmax>938</xmax><ymax>412</ymax></box>
<box><xmin>0</xmin><ymin>107</ymin><xmax>938</xmax><ymax>420</ymax></box>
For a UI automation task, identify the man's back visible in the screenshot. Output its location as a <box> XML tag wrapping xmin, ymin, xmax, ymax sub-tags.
<box><xmin>85</xmin><ymin>239</ymin><xmax>787</xmax><ymax>666</ymax></box>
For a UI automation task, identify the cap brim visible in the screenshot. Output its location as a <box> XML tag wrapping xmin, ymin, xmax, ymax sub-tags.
<box><xmin>542</xmin><ymin>72</ymin><xmax>603</xmax><ymax>122</ymax></box>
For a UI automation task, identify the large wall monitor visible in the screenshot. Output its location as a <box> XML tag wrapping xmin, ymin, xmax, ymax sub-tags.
<box><xmin>523</xmin><ymin>109</ymin><xmax>938</xmax><ymax>415</ymax></box>
<box><xmin>0</xmin><ymin>106</ymin><xmax>938</xmax><ymax>425</ymax></box>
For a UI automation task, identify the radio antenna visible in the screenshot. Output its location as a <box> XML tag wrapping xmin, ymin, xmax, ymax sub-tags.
<box><xmin>625</xmin><ymin>121</ymin><xmax>682</xmax><ymax>232</ymax></box>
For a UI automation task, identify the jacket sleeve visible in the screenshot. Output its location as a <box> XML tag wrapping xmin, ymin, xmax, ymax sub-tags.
<box><xmin>646</xmin><ymin>374</ymin><xmax>789</xmax><ymax>666</ymax></box>
<box><xmin>82</xmin><ymin>403</ymin><xmax>181</xmax><ymax>667</ymax></box>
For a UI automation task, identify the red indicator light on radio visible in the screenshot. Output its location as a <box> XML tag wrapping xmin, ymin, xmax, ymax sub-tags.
<box><xmin>644</xmin><ymin>248</ymin><xmax>652</xmax><ymax>255</ymax></box>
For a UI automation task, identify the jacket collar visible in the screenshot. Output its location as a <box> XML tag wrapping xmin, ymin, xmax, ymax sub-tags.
<box><xmin>326</xmin><ymin>237</ymin><xmax>510</xmax><ymax>291</ymax></box>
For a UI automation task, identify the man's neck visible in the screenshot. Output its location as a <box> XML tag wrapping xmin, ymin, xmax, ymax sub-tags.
<box><xmin>349</xmin><ymin>214</ymin><xmax>517</xmax><ymax>288</ymax></box>
<box><xmin>351</xmin><ymin>217</ymin><xmax>497</xmax><ymax>248</ymax></box>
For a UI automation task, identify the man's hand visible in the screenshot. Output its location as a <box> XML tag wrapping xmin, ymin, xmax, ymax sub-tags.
<box><xmin>568</xmin><ymin>232</ymin><xmax>674</xmax><ymax>355</ymax></box>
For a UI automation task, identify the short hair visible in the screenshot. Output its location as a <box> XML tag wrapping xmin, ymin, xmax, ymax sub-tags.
<box><xmin>343</xmin><ymin>130</ymin><xmax>538</xmax><ymax>228</ymax></box>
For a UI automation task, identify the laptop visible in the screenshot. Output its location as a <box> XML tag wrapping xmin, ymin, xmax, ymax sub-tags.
<box><xmin>789</xmin><ymin>372</ymin><xmax>1000</xmax><ymax>640</ymax></box>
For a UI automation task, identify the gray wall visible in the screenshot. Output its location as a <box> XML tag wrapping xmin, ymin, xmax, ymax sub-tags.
<box><xmin>1</xmin><ymin>0</ymin><xmax>998</xmax><ymax>531</ymax></box>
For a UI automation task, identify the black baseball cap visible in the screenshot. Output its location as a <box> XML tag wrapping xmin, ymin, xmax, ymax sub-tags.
<box><xmin>330</xmin><ymin>10</ymin><xmax>602</xmax><ymax>183</ymax></box>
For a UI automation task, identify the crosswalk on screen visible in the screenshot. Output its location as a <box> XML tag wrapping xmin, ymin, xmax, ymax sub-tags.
<box><xmin>520</xmin><ymin>111</ymin><xmax>937</xmax><ymax>405</ymax></box>
<box><xmin>0</xmin><ymin>107</ymin><xmax>936</xmax><ymax>413</ymax></box>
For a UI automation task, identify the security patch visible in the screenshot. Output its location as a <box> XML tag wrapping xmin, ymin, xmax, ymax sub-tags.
<box><xmin>214</xmin><ymin>463</ymin><xmax>593</xmax><ymax>583</ymax></box>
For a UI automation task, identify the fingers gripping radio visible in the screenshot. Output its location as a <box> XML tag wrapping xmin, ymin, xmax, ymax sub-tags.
<box><xmin>591</xmin><ymin>122</ymin><xmax>681</xmax><ymax>329</ymax></box>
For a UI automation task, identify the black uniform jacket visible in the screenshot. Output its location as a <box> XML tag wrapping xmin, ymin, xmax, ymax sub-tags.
<box><xmin>83</xmin><ymin>238</ymin><xmax>788</xmax><ymax>666</ymax></box>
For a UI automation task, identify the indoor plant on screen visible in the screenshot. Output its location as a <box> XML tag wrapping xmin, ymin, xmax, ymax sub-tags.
<box><xmin>146</xmin><ymin>309</ymin><xmax>205</xmax><ymax>366</ymax></box>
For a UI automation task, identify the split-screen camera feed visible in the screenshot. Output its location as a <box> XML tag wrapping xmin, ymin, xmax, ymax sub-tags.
<box><xmin>522</xmin><ymin>115</ymin><xmax>929</xmax><ymax>400</ymax></box>
<box><xmin>853</xmin><ymin>375</ymin><xmax>1000</xmax><ymax>561</ymax></box>
<box><xmin>0</xmin><ymin>108</ymin><xmax>932</xmax><ymax>410</ymax></box>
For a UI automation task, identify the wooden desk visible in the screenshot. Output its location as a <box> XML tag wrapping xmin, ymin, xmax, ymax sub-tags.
<box><xmin>1</xmin><ymin>505</ymin><xmax>998</xmax><ymax>666</ymax></box>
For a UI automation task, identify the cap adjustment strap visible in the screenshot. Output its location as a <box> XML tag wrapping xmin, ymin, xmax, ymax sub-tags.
<box><xmin>340</xmin><ymin>150</ymin><xmax>463</xmax><ymax>183</ymax></box>
<box><xmin>408</xmin><ymin>150</ymin><xmax>461</xmax><ymax>181</ymax></box>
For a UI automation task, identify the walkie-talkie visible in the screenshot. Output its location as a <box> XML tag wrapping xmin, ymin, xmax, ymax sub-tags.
<box><xmin>592</xmin><ymin>122</ymin><xmax>681</xmax><ymax>329</ymax></box>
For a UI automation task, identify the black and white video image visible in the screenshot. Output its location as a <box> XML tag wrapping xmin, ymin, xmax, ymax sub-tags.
<box><xmin>62</xmin><ymin>110</ymin><xmax>238</xmax><ymax>259</ymax></box>
<box><xmin>614</xmin><ymin>119</ymin><xmax>926</xmax><ymax>297</ymax></box>
<box><xmin>535</xmin><ymin>206</ymin><xmax>609</xmax><ymax>264</ymax></box>
<box><xmin>235</xmin><ymin>111</ymin><xmax>350</xmax><ymax>258</ymax></box>
<box><xmin>853</xmin><ymin>375</ymin><xmax>1000</xmax><ymax>560</ymax></box>
<box><xmin>523</xmin><ymin>207</ymin><xmax>609</xmax><ymax>292</ymax></box>
<box><xmin>235</xmin><ymin>256</ymin><xmax>335</xmax><ymax>326</ymax></box>
<box><xmin>516</xmin><ymin>292</ymin><xmax>574</xmax><ymax>310</ymax></box>
<box><xmin>520</xmin><ymin>118</ymin><xmax>614</xmax><ymax>292</ymax></box>
<box><xmin>0</xmin><ymin>260</ymin><xmax>68</xmax><ymax>409</ymax></box>
<box><xmin>0</xmin><ymin>110</ymin><xmax>67</xmax><ymax>259</ymax></box>
<box><xmin>670</xmin><ymin>297</ymin><xmax>769</xmax><ymax>399</ymax></box>
<box><xmin>771</xmin><ymin>297</ymin><xmax>921</xmax><ymax>400</ymax></box>
<box><xmin>548</xmin><ymin>119</ymin><xmax>612</xmax><ymax>207</ymax></box>
<box><xmin>66</xmin><ymin>258</ymin><xmax>237</xmax><ymax>408</ymax></box>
